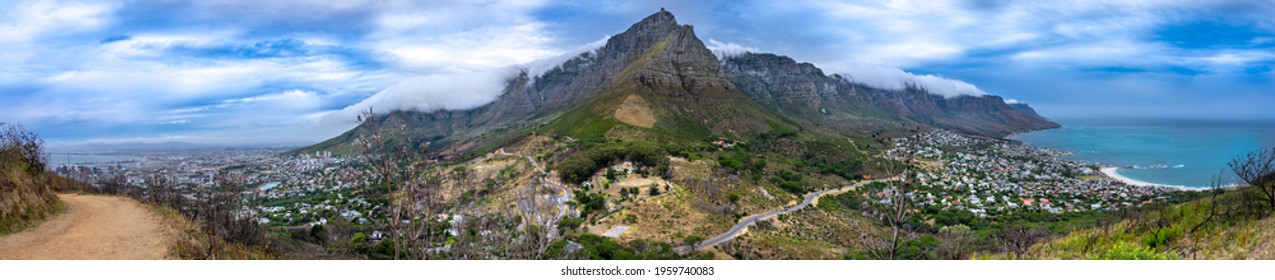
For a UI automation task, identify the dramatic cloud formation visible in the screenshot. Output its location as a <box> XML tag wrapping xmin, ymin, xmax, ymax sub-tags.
<box><xmin>705</xmin><ymin>39</ymin><xmax>761</xmax><ymax>58</ymax></box>
<box><xmin>2</xmin><ymin>0</ymin><xmax>1273</xmax><ymax>145</ymax></box>
<box><xmin>318</xmin><ymin>68</ymin><xmax>518</xmax><ymax>126</ymax></box>
<box><xmin>836</xmin><ymin>62</ymin><xmax>987</xmax><ymax>98</ymax></box>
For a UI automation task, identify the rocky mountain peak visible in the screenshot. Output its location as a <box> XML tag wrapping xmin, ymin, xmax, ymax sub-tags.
<box><xmin>597</xmin><ymin>9</ymin><xmax>688</xmax><ymax>60</ymax></box>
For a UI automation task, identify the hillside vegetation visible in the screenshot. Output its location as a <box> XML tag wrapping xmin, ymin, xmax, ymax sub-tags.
<box><xmin>1004</xmin><ymin>187</ymin><xmax>1274</xmax><ymax>260</ymax></box>
<box><xmin>0</xmin><ymin>122</ymin><xmax>69</xmax><ymax>234</ymax></box>
<box><xmin>1018</xmin><ymin>148</ymin><xmax>1275</xmax><ymax>260</ymax></box>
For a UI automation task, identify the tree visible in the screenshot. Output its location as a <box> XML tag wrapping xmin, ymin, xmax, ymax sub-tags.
<box><xmin>0</xmin><ymin>122</ymin><xmax>47</xmax><ymax>174</ymax></box>
<box><xmin>355</xmin><ymin>107</ymin><xmax>439</xmax><ymax>259</ymax></box>
<box><xmin>683</xmin><ymin>235</ymin><xmax>705</xmax><ymax>251</ymax></box>
<box><xmin>1229</xmin><ymin>147</ymin><xmax>1275</xmax><ymax>214</ymax></box>
<box><xmin>936</xmin><ymin>224</ymin><xmax>976</xmax><ymax>260</ymax></box>
<box><xmin>849</xmin><ymin>125</ymin><xmax>923</xmax><ymax>259</ymax></box>
<box><xmin>997</xmin><ymin>224</ymin><xmax>1046</xmax><ymax>259</ymax></box>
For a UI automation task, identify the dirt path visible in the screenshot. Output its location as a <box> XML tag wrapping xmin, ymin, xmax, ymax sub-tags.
<box><xmin>0</xmin><ymin>193</ymin><xmax>172</xmax><ymax>259</ymax></box>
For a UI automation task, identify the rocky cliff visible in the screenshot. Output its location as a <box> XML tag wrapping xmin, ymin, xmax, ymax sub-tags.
<box><xmin>720</xmin><ymin>53</ymin><xmax>1059</xmax><ymax>137</ymax></box>
<box><xmin>299</xmin><ymin>9</ymin><xmax>1058</xmax><ymax>156</ymax></box>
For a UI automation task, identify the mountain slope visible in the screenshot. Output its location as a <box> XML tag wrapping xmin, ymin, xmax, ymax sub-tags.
<box><xmin>720</xmin><ymin>53</ymin><xmax>1059</xmax><ymax>138</ymax></box>
<box><xmin>299</xmin><ymin>9</ymin><xmax>801</xmax><ymax>157</ymax></box>
<box><xmin>537</xmin><ymin>9</ymin><xmax>799</xmax><ymax>144</ymax></box>
<box><xmin>298</xmin><ymin>9</ymin><xmax>1058</xmax><ymax>158</ymax></box>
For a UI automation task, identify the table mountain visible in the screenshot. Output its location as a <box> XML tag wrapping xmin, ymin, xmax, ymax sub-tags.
<box><xmin>297</xmin><ymin>9</ymin><xmax>1057</xmax><ymax>157</ymax></box>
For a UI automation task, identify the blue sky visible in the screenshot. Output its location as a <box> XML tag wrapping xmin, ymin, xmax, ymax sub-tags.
<box><xmin>2</xmin><ymin>0</ymin><xmax>1273</xmax><ymax>145</ymax></box>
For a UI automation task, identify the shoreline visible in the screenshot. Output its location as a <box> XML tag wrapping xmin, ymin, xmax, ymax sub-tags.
<box><xmin>1098</xmin><ymin>167</ymin><xmax>1199</xmax><ymax>191</ymax></box>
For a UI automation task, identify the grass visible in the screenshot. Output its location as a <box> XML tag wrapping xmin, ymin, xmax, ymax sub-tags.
<box><xmin>153</xmin><ymin>206</ymin><xmax>274</xmax><ymax>260</ymax></box>
<box><xmin>1022</xmin><ymin>188</ymin><xmax>1275</xmax><ymax>260</ymax></box>
<box><xmin>0</xmin><ymin>199</ymin><xmax>65</xmax><ymax>236</ymax></box>
<box><xmin>1</xmin><ymin>157</ymin><xmax>67</xmax><ymax>235</ymax></box>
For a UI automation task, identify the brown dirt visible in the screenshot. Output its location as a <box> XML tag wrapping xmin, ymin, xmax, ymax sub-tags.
<box><xmin>614</xmin><ymin>94</ymin><xmax>656</xmax><ymax>128</ymax></box>
<box><xmin>0</xmin><ymin>193</ymin><xmax>172</xmax><ymax>259</ymax></box>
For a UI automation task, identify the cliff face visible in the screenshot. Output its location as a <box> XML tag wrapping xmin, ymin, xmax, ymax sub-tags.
<box><xmin>720</xmin><ymin>53</ymin><xmax>1059</xmax><ymax>137</ymax></box>
<box><xmin>300</xmin><ymin>9</ymin><xmax>1059</xmax><ymax>156</ymax></box>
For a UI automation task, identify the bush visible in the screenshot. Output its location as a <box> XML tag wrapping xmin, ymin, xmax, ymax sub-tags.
<box><xmin>1100</xmin><ymin>243</ymin><xmax>1175</xmax><ymax>260</ymax></box>
<box><xmin>1141</xmin><ymin>228</ymin><xmax>1181</xmax><ymax>249</ymax></box>
<box><xmin>557</xmin><ymin>217</ymin><xmax>583</xmax><ymax>229</ymax></box>
<box><xmin>557</xmin><ymin>142</ymin><xmax>670</xmax><ymax>184</ymax></box>
<box><xmin>718</xmin><ymin>156</ymin><xmax>744</xmax><ymax>171</ymax></box>
<box><xmin>778</xmin><ymin>169</ymin><xmax>802</xmax><ymax>182</ymax></box>
<box><xmin>547</xmin><ymin>234</ymin><xmax>679</xmax><ymax>260</ymax></box>
<box><xmin>779</xmin><ymin>181</ymin><xmax>804</xmax><ymax>194</ymax></box>
<box><xmin>1</xmin><ymin>122</ymin><xmax>47</xmax><ymax>174</ymax></box>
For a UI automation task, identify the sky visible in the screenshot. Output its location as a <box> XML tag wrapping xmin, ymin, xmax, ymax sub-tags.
<box><xmin>2</xmin><ymin>0</ymin><xmax>1273</xmax><ymax>146</ymax></box>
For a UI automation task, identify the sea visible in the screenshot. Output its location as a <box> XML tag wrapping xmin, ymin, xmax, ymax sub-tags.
<box><xmin>1011</xmin><ymin>119</ymin><xmax>1275</xmax><ymax>188</ymax></box>
<box><xmin>47</xmin><ymin>153</ymin><xmax>143</xmax><ymax>166</ymax></box>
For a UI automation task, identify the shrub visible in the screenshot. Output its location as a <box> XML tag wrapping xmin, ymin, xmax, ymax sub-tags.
<box><xmin>1100</xmin><ymin>243</ymin><xmax>1175</xmax><ymax>260</ymax></box>
<box><xmin>557</xmin><ymin>142</ymin><xmax>670</xmax><ymax>184</ymax></box>
<box><xmin>718</xmin><ymin>156</ymin><xmax>744</xmax><ymax>171</ymax></box>
<box><xmin>779</xmin><ymin>181</ymin><xmax>804</xmax><ymax>194</ymax></box>
<box><xmin>557</xmin><ymin>217</ymin><xmax>583</xmax><ymax>229</ymax></box>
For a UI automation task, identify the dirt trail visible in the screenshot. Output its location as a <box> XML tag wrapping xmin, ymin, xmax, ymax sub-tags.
<box><xmin>0</xmin><ymin>193</ymin><xmax>171</xmax><ymax>259</ymax></box>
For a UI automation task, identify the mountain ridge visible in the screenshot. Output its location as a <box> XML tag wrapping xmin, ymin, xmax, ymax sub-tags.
<box><xmin>296</xmin><ymin>9</ymin><xmax>1057</xmax><ymax>157</ymax></box>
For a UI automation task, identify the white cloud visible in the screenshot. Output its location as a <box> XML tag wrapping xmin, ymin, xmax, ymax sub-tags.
<box><xmin>705</xmin><ymin>39</ymin><xmax>761</xmax><ymax>58</ymax></box>
<box><xmin>0</xmin><ymin>0</ymin><xmax>115</xmax><ymax>43</ymax></box>
<box><xmin>834</xmin><ymin>62</ymin><xmax>986</xmax><ymax>98</ymax></box>
<box><xmin>317</xmin><ymin>36</ymin><xmax>613</xmax><ymax>128</ymax></box>
<box><xmin>318</xmin><ymin>68</ymin><xmax>520</xmax><ymax>127</ymax></box>
<box><xmin>520</xmin><ymin>36</ymin><xmax>610</xmax><ymax>79</ymax></box>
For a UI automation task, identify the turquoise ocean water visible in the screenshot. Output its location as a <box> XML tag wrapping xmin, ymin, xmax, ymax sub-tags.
<box><xmin>1011</xmin><ymin>119</ymin><xmax>1275</xmax><ymax>188</ymax></box>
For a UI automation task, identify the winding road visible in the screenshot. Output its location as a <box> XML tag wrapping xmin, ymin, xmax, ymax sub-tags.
<box><xmin>0</xmin><ymin>194</ymin><xmax>172</xmax><ymax>259</ymax></box>
<box><xmin>674</xmin><ymin>177</ymin><xmax>898</xmax><ymax>253</ymax></box>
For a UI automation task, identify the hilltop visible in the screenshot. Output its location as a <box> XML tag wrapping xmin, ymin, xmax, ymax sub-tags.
<box><xmin>296</xmin><ymin>9</ymin><xmax>1056</xmax><ymax>158</ymax></box>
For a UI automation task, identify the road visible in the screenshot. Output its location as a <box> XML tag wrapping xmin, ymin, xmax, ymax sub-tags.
<box><xmin>674</xmin><ymin>177</ymin><xmax>898</xmax><ymax>253</ymax></box>
<box><xmin>0</xmin><ymin>194</ymin><xmax>172</xmax><ymax>259</ymax></box>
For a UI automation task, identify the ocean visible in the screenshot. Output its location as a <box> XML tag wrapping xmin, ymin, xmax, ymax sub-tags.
<box><xmin>47</xmin><ymin>153</ymin><xmax>143</xmax><ymax>166</ymax></box>
<box><xmin>1011</xmin><ymin>119</ymin><xmax>1275</xmax><ymax>188</ymax></box>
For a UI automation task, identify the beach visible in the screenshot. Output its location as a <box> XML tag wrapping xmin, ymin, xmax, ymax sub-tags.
<box><xmin>1099</xmin><ymin>167</ymin><xmax>1196</xmax><ymax>191</ymax></box>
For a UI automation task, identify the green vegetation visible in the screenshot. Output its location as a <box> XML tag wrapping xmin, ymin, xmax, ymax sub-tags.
<box><xmin>1099</xmin><ymin>243</ymin><xmax>1176</xmax><ymax>260</ymax></box>
<box><xmin>1024</xmin><ymin>187</ymin><xmax>1275</xmax><ymax>260</ymax></box>
<box><xmin>573</xmin><ymin>190</ymin><xmax>608</xmax><ymax>219</ymax></box>
<box><xmin>1</xmin><ymin>122</ymin><xmax>71</xmax><ymax>235</ymax></box>
<box><xmin>557</xmin><ymin>141</ymin><xmax>670</xmax><ymax>184</ymax></box>
<box><xmin>545</xmin><ymin>234</ymin><xmax>680</xmax><ymax>260</ymax></box>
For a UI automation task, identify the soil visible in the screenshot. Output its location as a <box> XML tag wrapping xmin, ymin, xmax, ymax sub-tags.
<box><xmin>0</xmin><ymin>193</ymin><xmax>172</xmax><ymax>259</ymax></box>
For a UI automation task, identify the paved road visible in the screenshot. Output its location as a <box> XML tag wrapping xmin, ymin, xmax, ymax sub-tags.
<box><xmin>0</xmin><ymin>194</ymin><xmax>172</xmax><ymax>259</ymax></box>
<box><xmin>674</xmin><ymin>177</ymin><xmax>898</xmax><ymax>253</ymax></box>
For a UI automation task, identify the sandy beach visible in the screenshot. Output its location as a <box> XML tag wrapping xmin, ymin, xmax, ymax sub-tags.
<box><xmin>1099</xmin><ymin>167</ymin><xmax>1196</xmax><ymax>191</ymax></box>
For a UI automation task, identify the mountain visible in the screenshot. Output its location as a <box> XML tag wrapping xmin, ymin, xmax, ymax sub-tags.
<box><xmin>720</xmin><ymin>53</ymin><xmax>1059</xmax><ymax>137</ymax></box>
<box><xmin>1009</xmin><ymin>102</ymin><xmax>1047</xmax><ymax>120</ymax></box>
<box><xmin>298</xmin><ymin>9</ymin><xmax>1056</xmax><ymax>157</ymax></box>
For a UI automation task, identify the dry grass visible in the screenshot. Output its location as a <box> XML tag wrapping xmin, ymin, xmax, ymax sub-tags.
<box><xmin>152</xmin><ymin>206</ymin><xmax>273</xmax><ymax>260</ymax></box>
<box><xmin>1011</xmin><ymin>191</ymin><xmax>1275</xmax><ymax>260</ymax></box>
<box><xmin>1</xmin><ymin>166</ymin><xmax>64</xmax><ymax>235</ymax></box>
<box><xmin>613</xmin><ymin>94</ymin><xmax>656</xmax><ymax>128</ymax></box>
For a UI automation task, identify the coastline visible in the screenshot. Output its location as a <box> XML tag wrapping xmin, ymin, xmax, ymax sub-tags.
<box><xmin>1099</xmin><ymin>167</ymin><xmax>1198</xmax><ymax>191</ymax></box>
